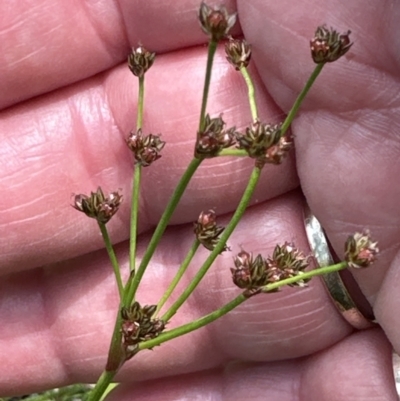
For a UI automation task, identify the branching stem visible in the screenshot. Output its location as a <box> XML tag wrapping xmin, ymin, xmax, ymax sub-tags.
<box><xmin>162</xmin><ymin>166</ymin><xmax>262</xmax><ymax>322</ymax></box>
<box><xmin>129</xmin><ymin>165</ymin><xmax>141</xmax><ymax>274</ymax></box>
<box><xmin>280</xmin><ymin>63</ymin><xmax>324</xmax><ymax>135</ymax></box>
<box><xmin>136</xmin><ymin>75</ymin><xmax>145</xmax><ymax>130</ymax></box>
<box><xmin>98</xmin><ymin>222</ymin><xmax>124</xmax><ymax>300</ymax></box>
<box><xmin>218</xmin><ymin>148</ymin><xmax>247</xmax><ymax>157</ymax></box>
<box><xmin>125</xmin><ymin>157</ymin><xmax>203</xmax><ymax>305</ymax></box>
<box><xmin>141</xmin><ymin>261</ymin><xmax>348</xmax><ymax>350</ymax></box>
<box><xmin>129</xmin><ymin>75</ymin><xmax>145</xmax><ymax>274</ymax></box>
<box><xmin>198</xmin><ymin>40</ymin><xmax>218</xmax><ymax>135</ymax></box>
<box><xmin>240</xmin><ymin>66</ymin><xmax>258</xmax><ymax>121</ymax></box>
<box><xmin>155</xmin><ymin>239</ymin><xmax>201</xmax><ymax>317</ymax></box>
<box><xmin>87</xmin><ymin>371</ymin><xmax>115</xmax><ymax>401</ymax></box>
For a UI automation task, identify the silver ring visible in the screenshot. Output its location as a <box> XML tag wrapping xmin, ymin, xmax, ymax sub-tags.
<box><xmin>304</xmin><ymin>207</ymin><xmax>375</xmax><ymax>330</ymax></box>
<box><xmin>393</xmin><ymin>352</ymin><xmax>400</xmax><ymax>396</ymax></box>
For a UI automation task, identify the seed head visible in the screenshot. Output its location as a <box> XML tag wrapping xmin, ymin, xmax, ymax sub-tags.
<box><xmin>266</xmin><ymin>242</ymin><xmax>310</xmax><ymax>287</ymax></box>
<box><xmin>194</xmin><ymin>209</ymin><xmax>227</xmax><ymax>252</ymax></box>
<box><xmin>231</xmin><ymin>243</ymin><xmax>310</xmax><ymax>295</ymax></box>
<box><xmin>345</xmin><ymin>230</ymin><xmax>379</xmax><ymax>268</ymax></box>
<box><xmin>126</xmin><ymin>129</ymin><xmax>165</xmax><ymax>166</ymax></box>
<box><xmin>310</xmin><ymin>25</ymin><xmax>352</xmax><ymax>63</ymax></box>
<box><xmin>263</xmin><ymin>136</ymin><xmax>293</xmax><ymax>167</ymax></box>
<box><xmin>231</xmin><ymin>250</ymin><xmax>269</xmax><ymax>292</ymax></box>
<box><xmin>72</xmin><ymin>187</ymin><xmax>123</xmax><ymax>224</ymax></box>
<box><xmin>225</xmin><ymin>37</ymin><xmax>252</xmax><ymax>70</ymax></box>
<box><xmin>128</xmin><ymin>45</ymin><xmax>156</xmax><ymax>78</ymax></box>
<box><xmin>198</xmin><ymin>2</ymin><xmax>237</xmax><ymax>41</ymax></box>
<box><xmin>195</xmin><ymin>114</ymin><xmax>236</xmax><ymax>158</ymax></box>
<box><xmin>121</xmin><ymin>302</ymin><xmax>165</xmax><ymax>361</ymax></box>
<box><xmin>236</xmin><ymin>120</ymin><xmax>292</xmax><ymax>168</ymax></box>
<box><xmin>128</xmin><ymin>45</ymin><xmax>155</xmax><ymax>77</ymax></box>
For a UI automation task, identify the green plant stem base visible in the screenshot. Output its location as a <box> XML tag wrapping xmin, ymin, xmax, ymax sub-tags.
<box><xmin>1</xmin><ymin>384</ymin><xmax>93</xmax><ymax>401</ymax></box>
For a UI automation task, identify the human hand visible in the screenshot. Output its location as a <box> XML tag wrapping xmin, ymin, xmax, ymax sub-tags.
<box><xmin>1</xmin><ymin>0</ymin><xmax>399</xmax><ymax>399</ymax></box>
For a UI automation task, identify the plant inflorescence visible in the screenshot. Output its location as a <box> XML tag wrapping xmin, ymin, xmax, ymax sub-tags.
<box><xmin>69</xmin><ymin>3</ymin><xmax>378</xmax><ymax>400</ymax></box>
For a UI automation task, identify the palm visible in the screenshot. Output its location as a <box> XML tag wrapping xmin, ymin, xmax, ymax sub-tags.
<box><xmin>0</xmin><ymin>0</ymin><xmax>399</xmax><ymax>399</ymax></box>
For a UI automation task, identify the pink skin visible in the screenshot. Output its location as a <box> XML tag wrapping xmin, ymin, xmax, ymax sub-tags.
<box><xmin>0</xmin><ymin>0</ymin><xmax>399</xmax><ymax>399</ymax></box>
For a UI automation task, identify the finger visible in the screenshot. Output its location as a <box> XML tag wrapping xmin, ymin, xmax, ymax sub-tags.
<box><xmin>0</xmin><ymin>191</ymin><xmax>352</xmax><ymax>395</ymax></box>
<box><xmin>1</xmin><ymin>46</ymin><xmax>294</xmax><ymax>274</ymax></box>
<box><xmin>239</xmin><ymin>0</ymin><xmax>400</xmax><ymax>301</ymax></box>
<box><xmin>0</xmin><ymin>0</ymin><xmax>238</xmax><ymax>108</ymax></box>
<box><xmin>300</xmin><ymin>329</ymin><xmax>396</xmax><ymax>400</ymax></box>
<box><xmin>108</xmin><ymin>329</ymin><xmax>397</xmax><ymax>401</ymax></box>
<box><xmin>0</xmin><ymin>0</ymin><xmax>127</xmax><ymax>109</ymax></box>
<box><xmin>374</xmin><ymin>253</ymin><xmax>400</xmax><ymax>356</ymax></box>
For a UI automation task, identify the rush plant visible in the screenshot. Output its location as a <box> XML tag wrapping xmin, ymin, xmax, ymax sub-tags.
<box><xmin>67</xmin><ymin>3</ymin><xmax>377</xmax><ymax>400</ymax></box>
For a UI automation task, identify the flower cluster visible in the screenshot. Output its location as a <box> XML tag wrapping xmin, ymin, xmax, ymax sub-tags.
<box><xmin>231</xmin><ymin>251</ymin><xmax>268</xmax><ymax>293</ymax></box>
<box><xmin>310</xmin><ymin>25</ymin><xmax>352</xmax><ymax>64</ymax></box>
<box><xmin>344</xmin><ymin>231</ymin><xmax>379</xmax><ymax>268</ymax></box>
<box><xmin>236</xmin><ymin>120</ymin><xmax>292</xmax><ymax>168</ymax></box>
<box><xmin>194</xmin><ymin>209</ymin><xmax>227</xmax><ymax>252</ymax></box>
<box><xmin>121</xmin><ymin>302</ymin><xmax>165</xmax><ymax>360</ymax></box>
<box><xmin>225</xmin><ymin>37</ymin><xmax>252</xmax><ymax>70</ymax></box>
<box><xmin>267</xmin><ymin>243</ymin><xmax>310</xmax><ymax>286</ymax></box>
<box><xmin>231</xmin><ymin>243</ymin><xmax>310</xmax><ymax>295</ymax></box>
<box><xmin>65</xmin><ymin>4</ymin><xmax>377</xmax><ymax>401</ymax></box>
<box><xmin>128</xmin><ymin>45</ymin><xmax>156</xmax><ymax>78</ymax></box>
<box><xmin>72</xmin><ymin>187</ymin><xmax>122</xmax><ymax>224</ymax></box>
<box><xmin>195</xmin><ymin>114</ymin><xmax>236</xmax><ymax>158</ymax></box>
<box><xmin>198</xmin><ymin>1</ymin><xmax>237</xmax><ymax>41</ymax></box>
<box><xmin>126</xmin><ymin>129</ymin><xmax>165</xmax><ymax>166</ymax></box>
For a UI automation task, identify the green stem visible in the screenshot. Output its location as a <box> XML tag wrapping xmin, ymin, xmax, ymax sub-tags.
<box><xmin>129</xmin><ymin>75</ymin><xmax>145</xmax><ymax>274</ymax></box>
<box><xmin>261</xmin><ymin>261</ymin><xmax>348</xmax><ymax>292</ymax></box>
<box><xmin>240</xmin><ymin>66</ymin><xmax>258</xmax><ymax>121</ymax></box>
<box><xmin>92</xmin><ymin>42</ymin><xmax>214</xmax><ymax>401</ymax></box>
<box><xmin>125</xmin><ymin>157</ymin><xmax>203</xmax><ymax>306</ymax></box>
<box><xmin>102</xmin><ymin>310</ymin><xmax>124</xmax><ymax>400</ymax></box>
<box><xmin>137</xmin><ymin>75</ymin><xmax>144</xmax><ymax>130</ymax></box>
<box><xmin>198</xmin><ymin>40</ymin><xmax>218</xmax><ymax>134</ymax></box>
<box><xmin>155</xmin><ymin>239</ymin><xmax>201</xmax><ymax>317</ymax></box>
<box><xmin>105</xmin><ymin>310</ymin><xmax>123</xmax><ymax>372</ymax></box>
<box><xmin>99</xmin><ymin>383</ymin><xmax>119</xmax><ymax>401</ymax></box>
<box><xmin>87</xmin><ymin>261</ymin><xmax>348</xmax><ymax>401</ymax></box>
<box><xmin>218</xmin><ymin>148</ymin><xmax>247</xmax><ymax>157</ymax></box>
<box><xmin>129</xmin><ymin>165</ymin><xmax>141</xmax><ymax>274</ymax></box>
<box><xmin>162</xmin><ymin>166</ymin><xmax>262</xmax><ymax>322</ymax></box>
<box><xmin>140</xmin><ymin>261</ymin><xmax>348</xmax><ymax>350</ymax></box>
<box><xmin>87</xmin><ymin>370</ymin><xmax>116</xmax><ymax>401</ymax></box>
<box><xmin>280</xmin><ymin>63</ymin><xmax>324</xmax><ymax>135</ymax></box>
<box><xmin>146</xmin><ymin>294</ymin><xmax>247</xmax><ymax>350</ymax></box>
<box><xmin>98</xmin><ymin>222</ymin><xmax>124</xmax><ymax>300</ymax></box>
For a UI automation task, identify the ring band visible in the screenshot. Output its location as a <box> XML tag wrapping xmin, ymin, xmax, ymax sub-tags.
<box><xmin>304</xmin><ymin>208</ymin><xmax>375</xmax><ymax>330</ymax></box>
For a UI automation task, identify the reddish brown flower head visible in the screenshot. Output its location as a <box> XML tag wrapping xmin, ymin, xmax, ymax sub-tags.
<box><xmin>266</xmin><ymin>242</ymin><xmax>310</xmax><ymax>287</ymax></box>
<box><xmin>236</xmin><ymin>120</ymin><xmax>291</xmax><ymax>168</ymax></box>
<box><xmin>121</xmin><ymin>302</ymin><xmax>165</xmax><ymax>361</ymax></box>
<box><xmin>262</xmin><ymin>136</ymin><xmax>293</xmax><ymax>167</ymax></box>
<box><xmin>194</xmin><ymin>210</ymin><xmax>227</xmax><ymax>252</ymax></box>
<box><xmin>72</xmin><ymin>187</ymin><xmax>123</xmax><ymax>224</ymax></box>
<box><xmin>126</xmin><ymin>129</ymin><xmax>165</xmax><ymax>166</ymax></box>
<box><xmin>231</xmin><ymin>250</ymin><xmax>269</xmax><ymax>291</ymax></box>
<box><xmin>128</xmin><ymin>45</ymin><xmax>156</xmax><ymax>77</ymax></box>
<box><xmin>225</xmin><ymin>37</ymin><xmax>252</xmax><ymax>70</ymax></box>
<box><xmin>310</xmin><ymin>25</ymin><xmax>352</xmax><ymax>63</ymax></box>
<box><xmin>198</xmin><ymin>2</ymin><xmax>237</xmax><ymax>41</ymax></box>
<box><xmin>197</xmin><ymin>209</ymin><xmax>217</xmax><ymax>229</ymax></box>
<box><xmin>195</xmin><ymin>114</ymin><xmax>236</xmax><ymax>158</ymax></box>
<box><xmin>345</xmin><ymin>231</ymin><xmax>379</xmax><ymax>268</ymax></box>
<box><xmin>231</xmin><ymin>243</ymin><xmax>310</xmax><ymax>294</ymax></box>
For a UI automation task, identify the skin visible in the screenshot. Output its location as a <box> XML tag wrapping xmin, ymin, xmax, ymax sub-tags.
<box><xmin>1</xmin><ymin>0</ymin><xmax>400</xmax><ymax>399</ymax></box>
